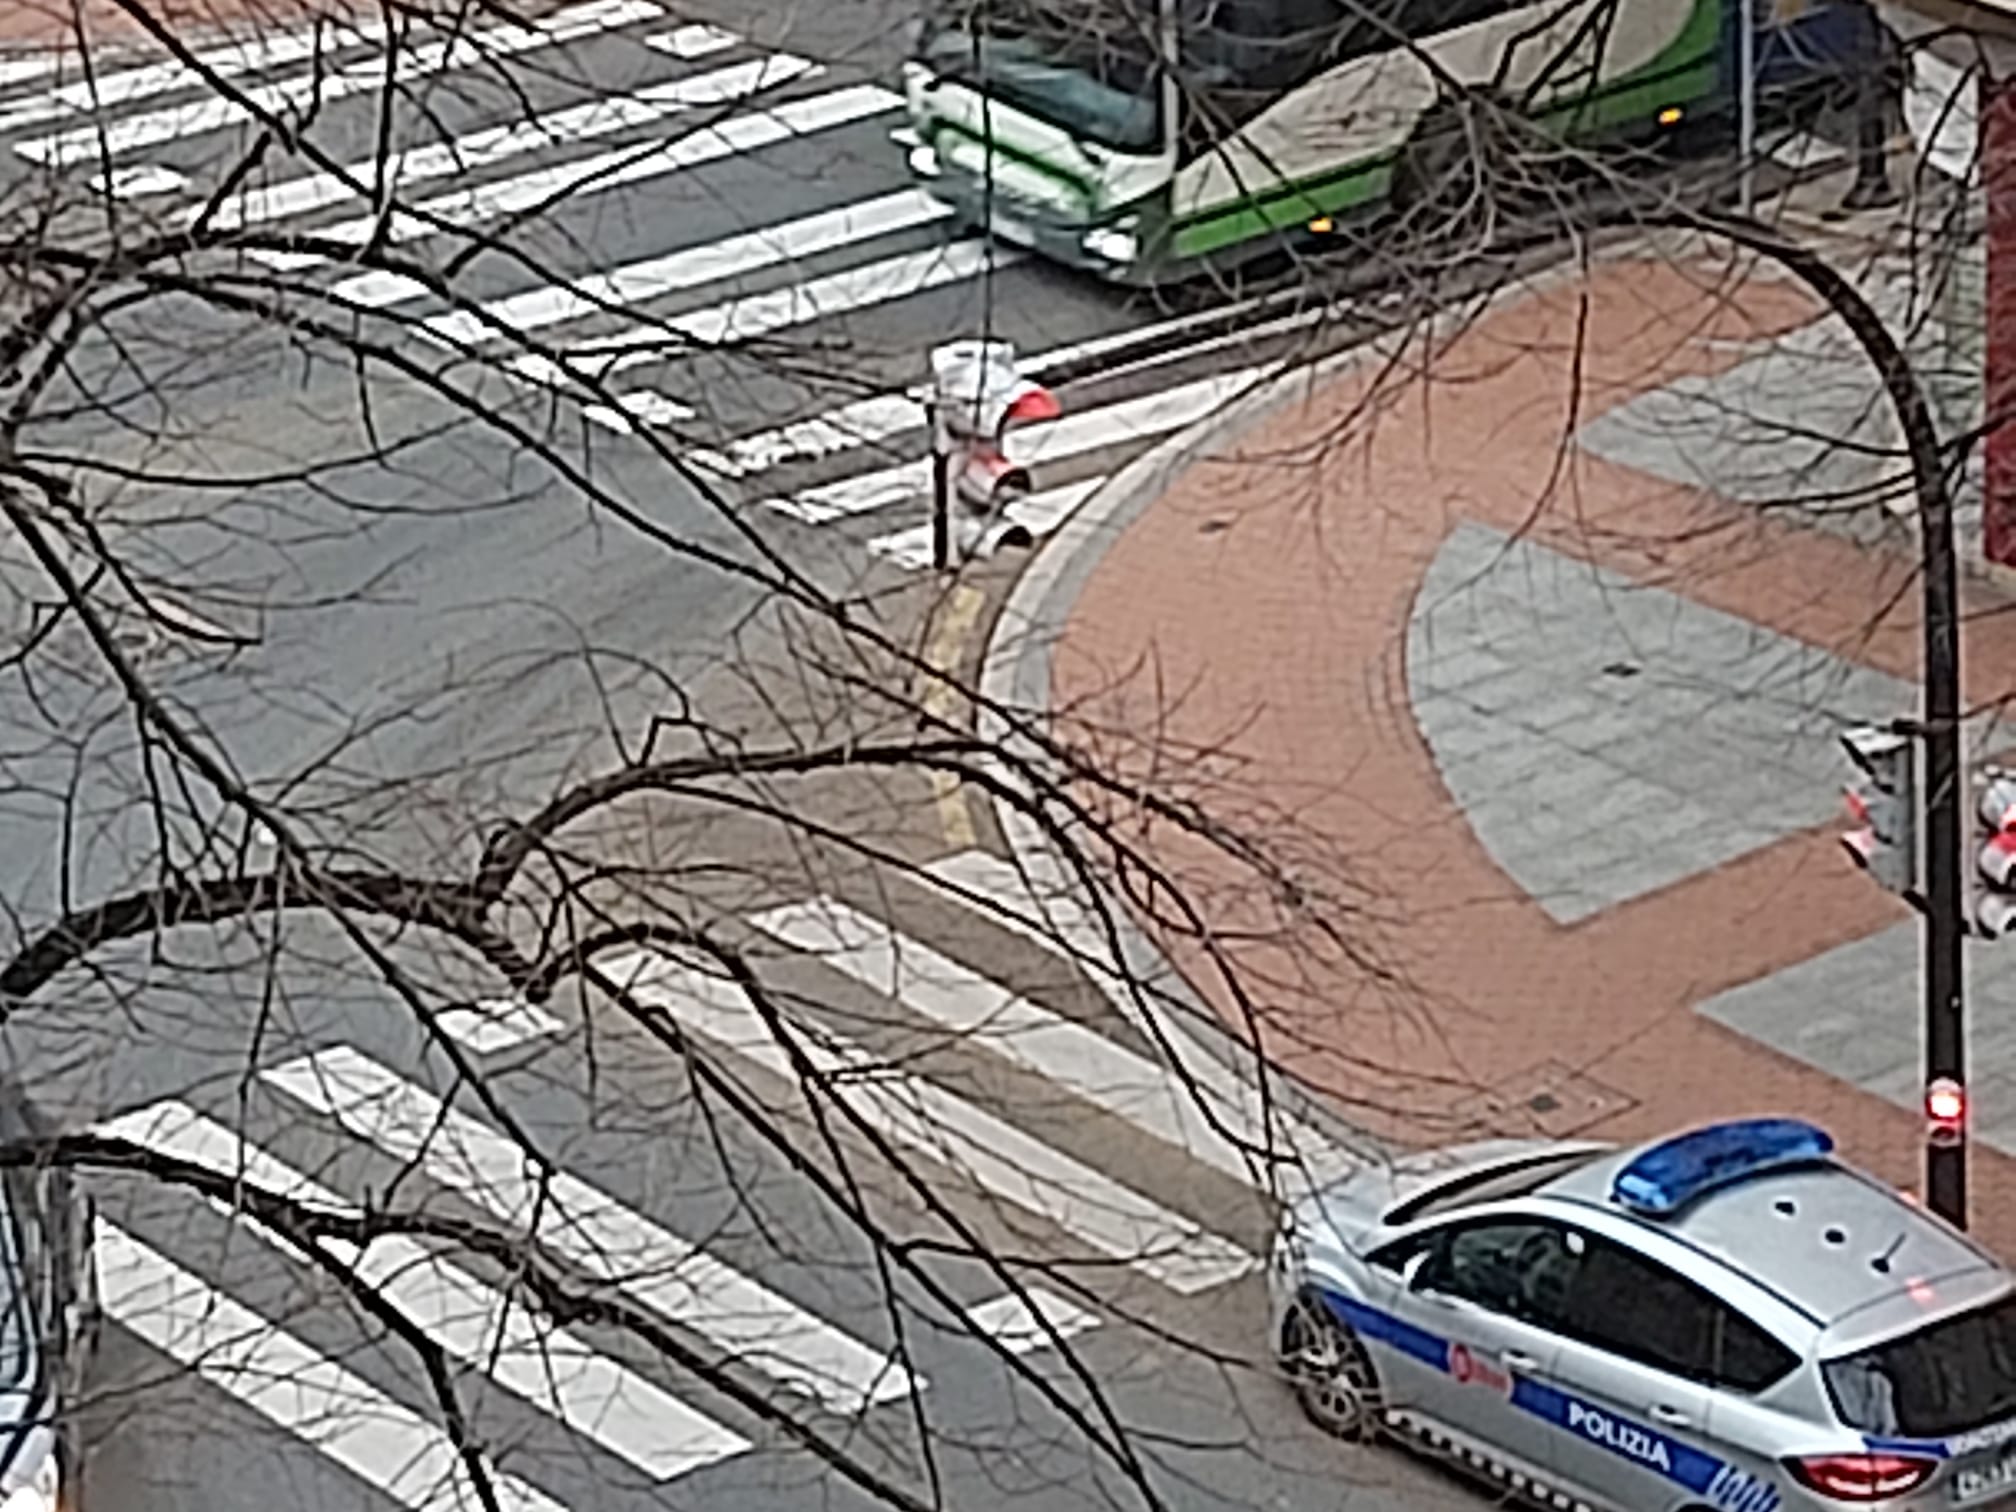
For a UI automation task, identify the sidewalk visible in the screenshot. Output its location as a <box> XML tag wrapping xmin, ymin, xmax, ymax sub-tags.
<box><xmin>1017</xmin><ymin>241</ymin><xmax>2016</xmax><ymax>1255</ymax></box>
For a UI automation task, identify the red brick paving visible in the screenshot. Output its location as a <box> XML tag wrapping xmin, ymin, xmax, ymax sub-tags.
<box><xmin>1051</xmin><ymin>251</ymin><xmax>2016</xmax><ymax>1252</ymax></box>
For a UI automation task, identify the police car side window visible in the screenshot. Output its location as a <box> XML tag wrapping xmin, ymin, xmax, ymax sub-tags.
<box><xmin>1712</xmin><ymin>1307</ymin><xmax>1800</xmax><ymax>1393</ymax></box>
<box><xmin>1553</xmin><ymin>1237</ymin><xmax>1713</xmax><ymax>1378</ymax></box>
<box><xmin>1553</xmin><ymin>1236</ymin><xmax>1795</xmax><ymax>1391</ymax></box>
<box><xmin>1427</xmin><ymin>1221</ymin><xmax>1579</xmax><ymax>1327</ymax></box>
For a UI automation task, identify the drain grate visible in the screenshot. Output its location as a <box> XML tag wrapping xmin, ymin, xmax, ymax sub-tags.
<box><xmin>1450</xmin><ymin>1059</ymin><xmax>1636</xmax><ymax>1139</ymax></box>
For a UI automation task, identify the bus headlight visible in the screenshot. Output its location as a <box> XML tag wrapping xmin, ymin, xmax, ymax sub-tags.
<box><xmin>1082</xmin><ymin>224</ymin><xmax>1139</xmax><ymax>264</ymax></box>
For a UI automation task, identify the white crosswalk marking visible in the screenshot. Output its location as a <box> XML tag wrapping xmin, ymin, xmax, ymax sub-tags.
<box><xmin>593</xmin><ymin>239</ymin><xmax>1016</xmax><ymax>365</ymax></box>
<box><xmin>684</xmin><ymin>297</ymin><xmax>1302</xmax><ymax>481</ymax></box>
<box><xmin>965</xmin><ymin>1288</ymin><xmax>1100</xmax><ymax>1354</ymax></box>
<box><xmin>764</xmin><ymin>364</ymin><xmax>1270</xmax><ymax>525</ymax></box>
<box><xmin>432</xmin><ymin>997</ymin><xmax>564</xmax><ymax>1054</ymax></box>
<box><xmin>208</xmin><ymin>30</ymin><xmax>772</xmax><ymax>232</ymax></box>
<box><xmin>0</xmin><ymin>57</ymin><xmax>66</xmax><ymax>93</ymax></box>
<box><xmin>16</xmin><ymin>0</ymin><xmax>661</xmax><ymax>165</ymax></box>
<box><xmin>97</xmin><ymin>1220</ymin><xmax>568</xmax><ymax>1512</ymax></box>
<box><xmin>583</xmin><ymin>390</ymin><xmax>698</xmax><ymax>430</ymax></box>
<box><xmin>604</xmin><ymin>945</ymin><xmax>1256</xmax><ymax>1295</ymax></box>
<box><xmin>310</xmin><ymin>82</ymin><xmax>900</xmax><ymax>295</ymax></box>
<box><xmin>748</xmin><ymin>897</ymin><xmax>1276</xmax><ymax>1187</ymax></box>
<box><xmin>0</xmin><ymin>15</ymin><xmax>388</xmax><ymax>137</ymax></box>
<box><xmin>920</xmin><ymin>850</ymin><xmax>1367</xmax><ymax>1191</ymax></box>
<box><xmin>423</xmin><ymin>189</ymin><xmax>952</xmax><ymax>349</ymax></box>
<box><xmin>477</xmin><ymin>236</ymin><xmax>1012</xmax><ymax>424</ymax></box>
<box><xmin>689</xmin><ymin>389</ymin><xmax>928</xmax><ymax>480</ymax></box>
<box><xmin>645</xmin><ymin>25</ymin><xmax>744</xmax><ymax>59</ymax></box>
<box><xmin>102</xmin><ymin>1101</ymin><xmax>750</xmax><ymax>1479</ymax></box>
<box><xmin>261</xmin><ymin>1044</ymin><xmax>915</xmax><ymax>1413</ymax></box>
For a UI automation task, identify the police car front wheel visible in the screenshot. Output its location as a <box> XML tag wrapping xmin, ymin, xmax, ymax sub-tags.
<box><xmin>1281</xmin><ymin>1295</ymin><xmax>1381</xmax><ymax>1441</ymax></box>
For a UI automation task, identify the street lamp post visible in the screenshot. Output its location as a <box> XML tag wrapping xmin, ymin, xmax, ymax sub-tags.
<box><xmin>1688</xmin><ymin>212</ymin><xmax>1967</xmax><ymax>1227</ymax></box>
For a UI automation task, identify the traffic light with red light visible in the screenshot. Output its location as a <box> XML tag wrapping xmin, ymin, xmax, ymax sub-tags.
<box><xmin>1927</xmin><ymin>1077</ymin><xmax>1967</xmax><ymax>1147</ymax></box>
<box><xmin>927</xmin><ymin>338</ymin><xmax>1060</xmax><ymax>563</ymax></box>
<box><xmin>1840</xmin><ymin>725</ymin><xmax>1917</xmax><ymax>897</ymax></box>
<box><xmin>1974</xmin><ymin>772</ymin><xmax>2016</xmax><ymax>940</ymax></box>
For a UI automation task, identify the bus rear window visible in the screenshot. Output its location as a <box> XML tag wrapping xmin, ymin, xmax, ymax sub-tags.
<box><xmin>1825</xmin><ymin>1294</ymin><xmax>2016</xmax><ymax>1439</ymax></box>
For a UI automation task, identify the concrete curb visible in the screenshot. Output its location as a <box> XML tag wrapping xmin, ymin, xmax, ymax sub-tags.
<box><xmin>971</xmin><ymin>248</ymin><xmax>1640</xmax><ymax>1162</ymax></box>
<box><xmin>977</xmin><ymin>248</ymin><xmax>1617</xmax><ymax>947</ymax></box>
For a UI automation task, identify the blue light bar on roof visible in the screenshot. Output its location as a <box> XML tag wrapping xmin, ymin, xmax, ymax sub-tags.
<box><xmin>1611</xmin><ymin>1118</ymin><xmax>1836</xmax><ymax>1216</ymax></box>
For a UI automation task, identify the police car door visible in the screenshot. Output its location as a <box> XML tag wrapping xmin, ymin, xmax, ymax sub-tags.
<box><xmin>1541</xmin><ymin>1230</ymin><xmax>1726</xmax><ymax>1511</ymax></box>
<box><xmin>1395</xmin><ymin>1218</ymin><xmax>1577</xmax><ymax>1484</ymax></box>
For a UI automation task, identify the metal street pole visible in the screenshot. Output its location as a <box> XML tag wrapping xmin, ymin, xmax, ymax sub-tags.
<box><xmin>930</xmin><ymin>424</ymin><xmax>951</xmax><ymax>572</ymax></box>
<box><xmin>1738</xmin><ymin>0</ymin><xmax>1757</xmax><ymax>215</ymax></box>
<box><xmin>1683</xmin><ymin>212</ymin><xmax>1966</xmax><ymax>1226</ymax></box>
<box><xmin>1920</xmin><ymin>470</ymin><xmax>1968</xmax><ymax>1228</ymax></box>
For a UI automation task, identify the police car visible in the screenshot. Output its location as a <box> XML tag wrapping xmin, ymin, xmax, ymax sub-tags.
<box><xmin>1270</xmin><ymin>1118</ymin><xmax>2016</xmax><ymax>1510</ymax></box>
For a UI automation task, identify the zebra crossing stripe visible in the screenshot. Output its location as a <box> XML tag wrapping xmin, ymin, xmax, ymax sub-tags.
<box><xmin>687</xmin><ymin>389</ymin><xmax>928</xmax><ymax>481</ymax></box>
<box><xmin>596</xmin><ymin>238</ymin><xmax>1012</xmax><ymax>364</ymax></box>
<box><xmin>96</xmin><ymin>1219</ymin><xmax>568</xmax><ymax>1512</ymax></box>
<box><xmin>431</xmin><ymin>996</ymin><xmax>563</xmax><ymax>1054</ymax></box>
<box><xmin>0</xmin><ymin>57</ymin><xmax>66</xmax><ymax>94</ymax></box>
<box><xmin>605</xmin><ymin>946</ymin><xmax>1256</xmax><ymax>1295</ymax></box>
<box><xmin>763</xmin><ymin>364</ymin><xmax>1271</xmax><ymax>525</ymax></box>
<box><xmin>308</xmin><ymin>82</ymin><xmax>901</xmax><ymax>297</ymax></box>
<box><xmin>207</xmin><ymin>26</ymin><xmax>764</xmax><ymax>231</ymax></box>
<box><xmin>15</xmin><ymin>0</ymin><xmax>660</xmax><ymax>165</ymax></box>
<box><xmin>644</xmin><ymin>25</ymin><xmax>744</xmax><ymax>59</ymax></box>
<box><xmin>210</xmin><ymin>42</ymin><xmax>794</xmax><ymax>237</ymax></box>
<box><xmin>422</xmin><ymin>189</ymin><xmax>951</xmax><ymax>348</ymax></box>
<box><xmin>101</xmin><ymin>1100</ymin><xmax>750</xmax><ymax>1479</ymax></box>
<box><xmin>748</xmin><ymin>896</ymin><xmax>1274</xmax><ymax>1186</ymax></box>
<box><xmin>473</xmin><ymin>238</ymin><xmax>1012</xmax><ymax>434</ymax></box>
<box><xmin>582</xmin><ymin>390</ymin><xmax>698</xmax><ymax>429</ymax></box>
<box><xmin>964</xmin><ymin>1288</ymin><xmax>1100</xmax><ymax>1354</ymax></box>
<box><xmin>260</xmin><ymin>1044</ymin><xmax>915</xmax><ymax>1413</ymax></box>
<box><xmin>0</xmin><ymin>14</ymin><xmax>389</xmax><ymax>137</ymax></box>
<box><xmin>922</xmin><ymin>849</ymin><xmax>1368</xmax><ymax>1191</ymax></box>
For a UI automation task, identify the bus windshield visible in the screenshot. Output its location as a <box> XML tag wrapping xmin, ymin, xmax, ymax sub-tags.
<box><xmin>915</xmin><ymin>0</ymin><xmax>1165</xmax><ymax>154</ymax></box>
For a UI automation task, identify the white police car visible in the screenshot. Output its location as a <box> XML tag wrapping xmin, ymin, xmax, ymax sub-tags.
<box><xmin>1270</xmin><ymin>1118</ymin><xmax>2016</xmax><ymax>1510</ymax></box>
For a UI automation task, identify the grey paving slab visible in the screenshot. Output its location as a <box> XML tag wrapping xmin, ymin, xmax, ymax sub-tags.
<box><xmin>1700</xmin><ymin>923</ymin><xmax>2016</xmax><ymax>1142</ymax></box>
<box><xmin>1573</xmin><ymin>275</ymin><xmax>1992</xmax><ymax>569</ymax></box>
<box><xmin>1408</xmin><ymin>522</ymin><xmax>1918</xmax><ymax>922</ymax></box>
<box><xmin>1575</xmin><ymin>298</ymin><xmax>1905</xmax><ymax>515</ymax></box>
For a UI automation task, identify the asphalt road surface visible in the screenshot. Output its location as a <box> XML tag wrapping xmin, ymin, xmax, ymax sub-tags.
<box><xmin>0</xmin><ymin>5</ymin><xmax>1806</xmax><ymax>1512</ymax></box>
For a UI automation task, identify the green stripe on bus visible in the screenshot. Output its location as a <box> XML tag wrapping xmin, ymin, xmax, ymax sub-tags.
<box><xmin>1170</xmin><ymin>159</ymin><xmax>1392</xmax><ymax>259</ymax></box>
<box><xmin>1170</xmin><ymin>0</ymin><xmax>1726</xmax><ymax>263</ymax></box>
<box><xmin>929</xmin><ymin>118</ymin><xmax>1097</xmax><ymax>202</ymax></box>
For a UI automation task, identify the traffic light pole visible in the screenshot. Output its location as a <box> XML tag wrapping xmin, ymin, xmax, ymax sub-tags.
<box><xmin>1920</xmin><ymin>461</ymin><xmax>1968</xmax><ymax>1228</ymax></box>
<box><xmin>930</xmin><ymin>432</ymin><xmax>951</xmax><ymax>572</ymax></box>
<box><xmin>1685</xmin><ymin>212</ymin><xmax>1967</xmax><ymax>1227</ymax></box>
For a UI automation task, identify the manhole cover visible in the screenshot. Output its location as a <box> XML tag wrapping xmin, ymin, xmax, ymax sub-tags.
<box><xmin>1449</xmin><ymin>1059</ymin><xmax>1636</xmax><ymax>1139</ymax></box>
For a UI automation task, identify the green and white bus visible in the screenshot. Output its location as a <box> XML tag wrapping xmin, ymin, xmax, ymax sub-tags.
<box><xmin>901</xmin><ymin>0</ymin><xmax>1882</xmax><ymax>283</ymax></box>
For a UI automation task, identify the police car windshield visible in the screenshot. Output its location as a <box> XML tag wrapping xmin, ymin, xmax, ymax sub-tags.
<box><xmin>1825</xmin><ymin>1294</ymin><xmax>2016</xmax><ymax>1438</ymax></box>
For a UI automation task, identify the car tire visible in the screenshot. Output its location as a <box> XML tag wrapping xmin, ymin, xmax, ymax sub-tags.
<box><xmin>1280</xmin><ymin>1293</ymin><xmax>1383</xmax><ymax>1442</ymax></box>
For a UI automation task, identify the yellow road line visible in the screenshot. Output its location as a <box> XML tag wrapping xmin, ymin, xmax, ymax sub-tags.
<box><xmin>918</xmin><ymin>584</ymin><xmax>985</xmax><ymax>848</ymax></box>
